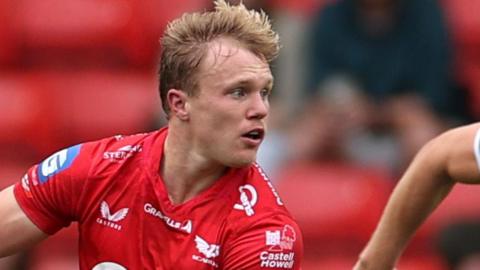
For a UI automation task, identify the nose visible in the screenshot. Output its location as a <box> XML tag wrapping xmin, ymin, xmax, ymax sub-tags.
<box><xmin>246</xmin><ymin>92</ymin><xmax>269</xmax><ymax>120</ymax></box>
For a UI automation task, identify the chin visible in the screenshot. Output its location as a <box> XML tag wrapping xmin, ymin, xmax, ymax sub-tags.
<box><xmin>225</xmin><ymin>155</ymin><xmax>256</xmax><ymax>168</ymax></box>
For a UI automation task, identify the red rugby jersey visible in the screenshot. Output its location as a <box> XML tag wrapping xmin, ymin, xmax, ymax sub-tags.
<box><xmin>14</xmin><ymin>127</ymin><xmax>303</xmax><ymax>270</ymax></box>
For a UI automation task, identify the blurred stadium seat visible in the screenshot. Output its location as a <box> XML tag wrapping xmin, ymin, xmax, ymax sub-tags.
<box><xmin>39</xmin><ymin>70</ymin><xmax>161</xmax><ymax>148</ymax></box>
<box><xmin>10</xmin><ymin>0</ymin><xmax>209</xmax><ymax>67</ymax></box>
<box><xmin>0</xmin><ymin>71</ymin><xmax>160</xmax><ymax>159</ymax></box>
<box><xmin>408</xmin><ymin>184</ymin><xmax>480</xmax><ymax>251</ymax></box>
<box><xmin>0</xmin><ymin>73</ymin><xmax>55</xmax><ymax>159</ymax></box>
<box><xmin>0</xmin><ymin>75</ymin><xmax>40</xmax><ymax>143</ymax></box>
<box><xmin>0</xmin><ymin>160</ymin><xmax>30</xmax><ymax>190</ymax></box>
<box><xmin>397</xmin><ymin>255</ymin><xmax>448</xmax><ymax>270</ymax></box>
<box><xmin>0</xmin><ymin>0</ymin><xmax>19</xmax><ymax>67</ymax></box>
<box><xmin>11</xmin><ymin>0</ymin><xmax>150</xmax><ymax>66</ymax></box>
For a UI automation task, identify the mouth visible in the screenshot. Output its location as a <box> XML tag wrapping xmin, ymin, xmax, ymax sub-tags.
<box><xmin>241</xmin><ymin>128</ymin><xmax>265</xmax><ymax>146</ymax></box>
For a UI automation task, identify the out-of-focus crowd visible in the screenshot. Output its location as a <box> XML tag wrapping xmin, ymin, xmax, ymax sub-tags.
<box><xmin>1</xmin><ymin>0</ymin><xmax>480</xmax><ymax>269</ymax></box>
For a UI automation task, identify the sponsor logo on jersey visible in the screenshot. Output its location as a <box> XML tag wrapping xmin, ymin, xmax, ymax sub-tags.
<box><xmin>254</xmin><ymin>163</ymin><xmax>283</xmax><ymax>206</ymax></box>
<box><xmin>233</xmin><ymin>184</ymin><xmax>258</xmax><ymax>216</ymax></box>
<box><xmin>92</xmin><ymin>262</ymin><xmax>127</xmax><ymax>270</ymax></box>
<box><xmin>38</xmin><ymin>144</ymin><xmax>82</xmax><ymax>183</ymax></box>
<box><xmin>144</xmin><ymin>203</ymin><xmax>192</xmax><ymax>234</ymax></box>
<box><xmin>96</xmin><ymin>201</ymin><xmax>129</xmax><ymax>231</ymax></box>
<box><xmin>192</xmin><ymin>235</ymin><xmax>220</xmax><ymax>268</ymax></box>
<box><xmin>259</xmin><ymin>252</ymin><xmax>295</xmax><ymax>269</ymax></box>
<box><xmin>260</xmin><ymin>225</ymin><xmax>297</xmax><ymax>269</ymax></box>
<box><xmin>103</xmin><ymin>144</ymin><xmax>142</xmax><ymax>162</ymax></box>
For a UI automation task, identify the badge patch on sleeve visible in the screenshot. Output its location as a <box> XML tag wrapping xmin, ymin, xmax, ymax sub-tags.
<box><xmin>37</xmin><ymin>144</ymin><xmax>82</xmax><ymax>183</ymax></box>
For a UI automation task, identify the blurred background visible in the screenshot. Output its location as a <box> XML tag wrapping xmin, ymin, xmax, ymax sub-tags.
<box><xmin>1</xmin><ymin>0</ymin><xmax>480</xmax><ymax>269</ymax></box>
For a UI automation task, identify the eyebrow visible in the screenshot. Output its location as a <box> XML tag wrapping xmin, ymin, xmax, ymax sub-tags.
<box><xmin>233</xmin><ymin>77</ymin><xmax>274</xmax><ymax>89</ymax></box>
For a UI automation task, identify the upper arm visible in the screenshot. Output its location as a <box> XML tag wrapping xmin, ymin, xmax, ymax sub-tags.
<box><xmin>0</xmin><ymin>186</ymin><xmax>47</xmax><ymax>258</ymax></box>
<box><xmin>14</xmin><ymin>143</ymin><xmax>94</xmax><ymax>234</ymax></box>
<box><xmin>221</xmin><ymin>214</ymin><xmax>303</xmax><ymax>270</ymax></box>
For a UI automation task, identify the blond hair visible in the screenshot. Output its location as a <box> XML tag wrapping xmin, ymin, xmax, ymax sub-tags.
<box><xmin>159</xmin><ymin>0</ymin><xmax>280</xmax><ymax>116</ymax></box>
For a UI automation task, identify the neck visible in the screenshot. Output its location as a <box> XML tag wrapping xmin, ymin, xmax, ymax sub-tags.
<box><xmin>161</xmin><ymin>127</ymin><xmax>228</xmax><ymax>205</ymax></box>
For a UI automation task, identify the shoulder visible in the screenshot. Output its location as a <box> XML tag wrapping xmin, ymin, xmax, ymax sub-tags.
<box><xmin>220</xmin><ymin>164</ymin><xmax>304</xmax><ymax>269</ymax></box>
<box><xmin>98</xmin><ymin>132</ymin><xmax>151</xmax><ymax>161</ymax></box>
<box><xmin>36</xmin><ymin>130</ymin><xmax>161</xmax><ymax>183</ymax></box>
<box><xmin>245</xmin><ymin>163</ymin><xmax>288</xmax><ymax>213</ymax></box>
<box><xmin>225</xmin><ymin>163</ymin><xmax>298</xmax><ymax>233</ymax></box>
<box><xmin>78</xmin><ymin>130</ymin><xmax>161</xmax><ymax>174</ymax></box>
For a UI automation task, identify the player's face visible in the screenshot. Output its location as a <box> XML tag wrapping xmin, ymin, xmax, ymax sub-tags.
<box><xmin>186</xmin><ymin>38</ymin><xmax>272</xmax><ymax>167</ymax></box>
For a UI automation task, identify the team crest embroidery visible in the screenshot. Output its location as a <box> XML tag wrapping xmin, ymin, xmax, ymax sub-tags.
<box><xmin>260</xmin><ymin>225</ymin><xmax>296</xmax><ymax>269</ymax></box>
<box><xmin>96</xmin><ymin>201</ymin><xmax>129</xmax><ymax>231</ymax></box>
<box><xmin>192</xmin><ymin>235</ymin><xmax>220</xmax><ymax>268</ymax></box>
<box><xmin>233</xmin><ymin>184</ymin><xmax>258</xmax><ymax>216</ymax></box>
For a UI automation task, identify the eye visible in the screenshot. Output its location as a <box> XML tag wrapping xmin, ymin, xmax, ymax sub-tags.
<box><xmin>230</xmin><ymin>88</ymin><xmax>247</xmax><ymax>99</ymax></box>
<box><xmin>260</xmin><ymin>88</ymin><xmax>271</xmax><ymax>99</ymax></box>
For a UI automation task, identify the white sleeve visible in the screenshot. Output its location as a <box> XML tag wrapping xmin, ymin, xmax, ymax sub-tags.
<box><xmin>473</xmin><ymin>128</ymin><xmax>480</xmax><ymax>172</ymax></box>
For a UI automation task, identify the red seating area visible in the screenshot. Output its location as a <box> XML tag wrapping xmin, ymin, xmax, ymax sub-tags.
<box><xmin>275</xmin><ymin>163</ymin><xmax>394</xmax><ymax>269</ymax></box>
<box><xmin>0</xmin><ymin>0</ymin><xmax>18</xmax><ymax>66</ymax></box>
<box><xmin>37</xmin><ymin>70</ymin><xmax>161</xmax><ymax>147</ymax></box>
<box><xmin>0</xmin><ymin>70</ymin><xmax>162</xmax><ymax>161</ymax></box>
<box><xmin>412</xmin><ymin>184</ymin><xmax>480</xmax><ymax>248</ymax></box>
<box><xmin>1</xmin><ymin>0</ymin><xmax>208</xmax><ymax>67</ymax></box>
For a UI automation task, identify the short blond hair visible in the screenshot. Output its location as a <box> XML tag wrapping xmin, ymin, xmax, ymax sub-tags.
<box><xmin>159</xmin><ymin>0</ymin><xmax>280</xmax><ymax>116</ymax></box>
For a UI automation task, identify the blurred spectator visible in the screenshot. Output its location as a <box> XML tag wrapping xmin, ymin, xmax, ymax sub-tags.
<box><xmin>441</xmin><ymin>0</ymin><xmax>480</xmax><ymax>119</ymax></box>
<box><xmin>287</xmin><ymin>76</ymin><xmax>396</xmax><ymax>174</ymax></box>
<box><xmin>436</xmin><ymin>220</ymin><xmax>480</xmax><ymax>270</ymax></box>
<box><xmin>305</xmin><ymin>0</ymin><xmax>463</xmax><ymax>174</ymax></box>
<box><xmin>271</xmin><ymin>81</ymin><xmax>393</xmax><ymax>270</ymax></box>
<box><xmin>265</xmin><ymin>0</ymin><xmax>327</xmax><ymax>118</ymax></box>
<box><xmin>306</xmin><ymin>0</ymin><xmax>454</xmax><ymax>115</ymax></box>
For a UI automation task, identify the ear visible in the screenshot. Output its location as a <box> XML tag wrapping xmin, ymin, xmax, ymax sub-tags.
<box><xmin>167</xmin><ymin>89</ymin><xmax>190</xmax><ymax>121</ymax></box>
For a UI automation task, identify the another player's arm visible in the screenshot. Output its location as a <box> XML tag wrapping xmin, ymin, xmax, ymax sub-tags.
<box><xmin>354</xmin><ymin>123</ymin><xmax>480</xmax><ymax>270</ymax></box>
<box><xmin>0</xmin><ymin>186</ymin><xmax>47</xmax><ymax>258</ymax></box>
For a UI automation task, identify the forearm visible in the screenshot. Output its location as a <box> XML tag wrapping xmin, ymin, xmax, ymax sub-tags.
<box><xmin>356</xmin><ymin>142</ymin><xmax>454</xmax><ymax>269</ymax></box>
<box><xmin>355</xmin><ymin>124</ymin><xmax>480</xmax><ymax>269</ymax></box>
<box><xmin>0</xmin><ymin>186</ymin><xmax>47</xmax><ymax>257</ymax></box>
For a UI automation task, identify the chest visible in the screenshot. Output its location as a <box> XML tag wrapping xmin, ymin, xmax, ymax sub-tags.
<box><xmin>76</xmin><ymin>174</ymin><xmax>233</xmax><ymax>270</ymax></box>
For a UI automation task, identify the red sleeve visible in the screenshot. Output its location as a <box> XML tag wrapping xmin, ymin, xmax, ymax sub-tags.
<box><xmin>13</xmin><ymin>143</ymin><xmax>95</xmax><ymax>235</ymax></box>
<box><xmin>221</xmin><ymin>212</ymin><xmax>303</xmax><ymax>270</ymax></box>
